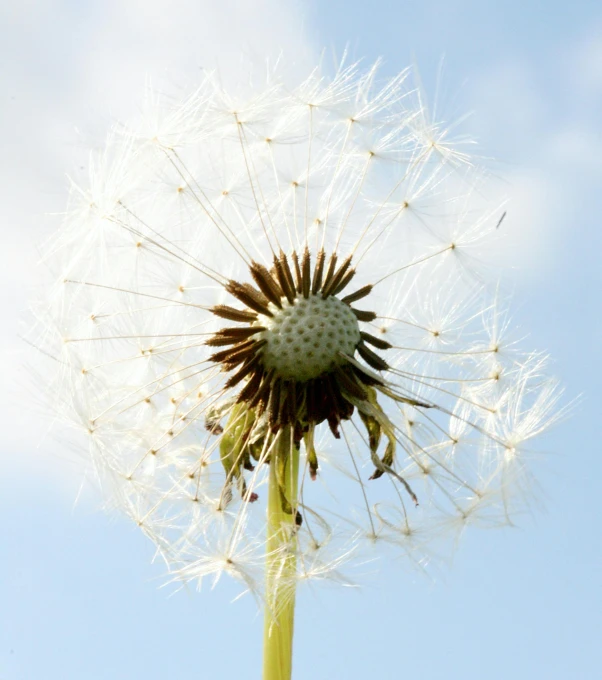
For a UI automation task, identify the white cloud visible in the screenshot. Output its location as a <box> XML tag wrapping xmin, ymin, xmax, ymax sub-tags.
<box><xmin>572</xmin><ymin>23</ymin><xmax>602</xmax><ymax>96</ymax></box>
<box><xmin>472</xmin><ymin>58</ymin><xmax>544</xmax><ymax>136</ymax></box>
<box><xmin>546</xmin><ymin>125</ymin><xmax>602</xmax><ymax>172</ymax></box>
<box><xmin>467</xmin><ymin>36</ymin><xmax>602</xmax><ymax>281</ymax></box>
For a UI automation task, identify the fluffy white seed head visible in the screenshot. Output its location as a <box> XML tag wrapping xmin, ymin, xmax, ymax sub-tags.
<box><xmin>29</xmin><ymin>57</ymin><xmax>565</xmax><ymax>597</ymax></box>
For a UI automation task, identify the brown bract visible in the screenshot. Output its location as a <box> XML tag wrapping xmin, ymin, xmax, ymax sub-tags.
<box><xmin>208</xmin><ymin>248</ymin><xmax>391</xmax><ymax>441</ymax></box>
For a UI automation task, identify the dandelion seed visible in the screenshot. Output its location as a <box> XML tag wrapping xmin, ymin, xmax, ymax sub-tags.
<box><xmin>31</xmin><ymin>58</ymin><xmax>564</xmax><ymax>680</ymax></box>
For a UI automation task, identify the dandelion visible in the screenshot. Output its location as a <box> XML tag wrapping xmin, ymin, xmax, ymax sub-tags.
<box><xmin>32</xmin><ymin>58</ymin><xmax>564</xmax><ymax>679</ymax></box>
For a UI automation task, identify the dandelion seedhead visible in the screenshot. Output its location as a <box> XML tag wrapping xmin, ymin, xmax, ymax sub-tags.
<box><xmin>33</xmin><ymin>58</ymin><xmax>564</xmax><ymax>602</ymax></box>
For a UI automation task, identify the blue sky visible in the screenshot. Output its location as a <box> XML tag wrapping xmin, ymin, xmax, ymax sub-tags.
<box><xmin>1</xmin><ymin>1</ymin><xmax>601</xmax><ymax>678</ymax></box>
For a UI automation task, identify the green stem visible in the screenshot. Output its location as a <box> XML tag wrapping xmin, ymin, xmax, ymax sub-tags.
<box><xmin>263</xmin><ymin>427</ymin><xmax>299</xmax><ymax>680</ymax></box>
